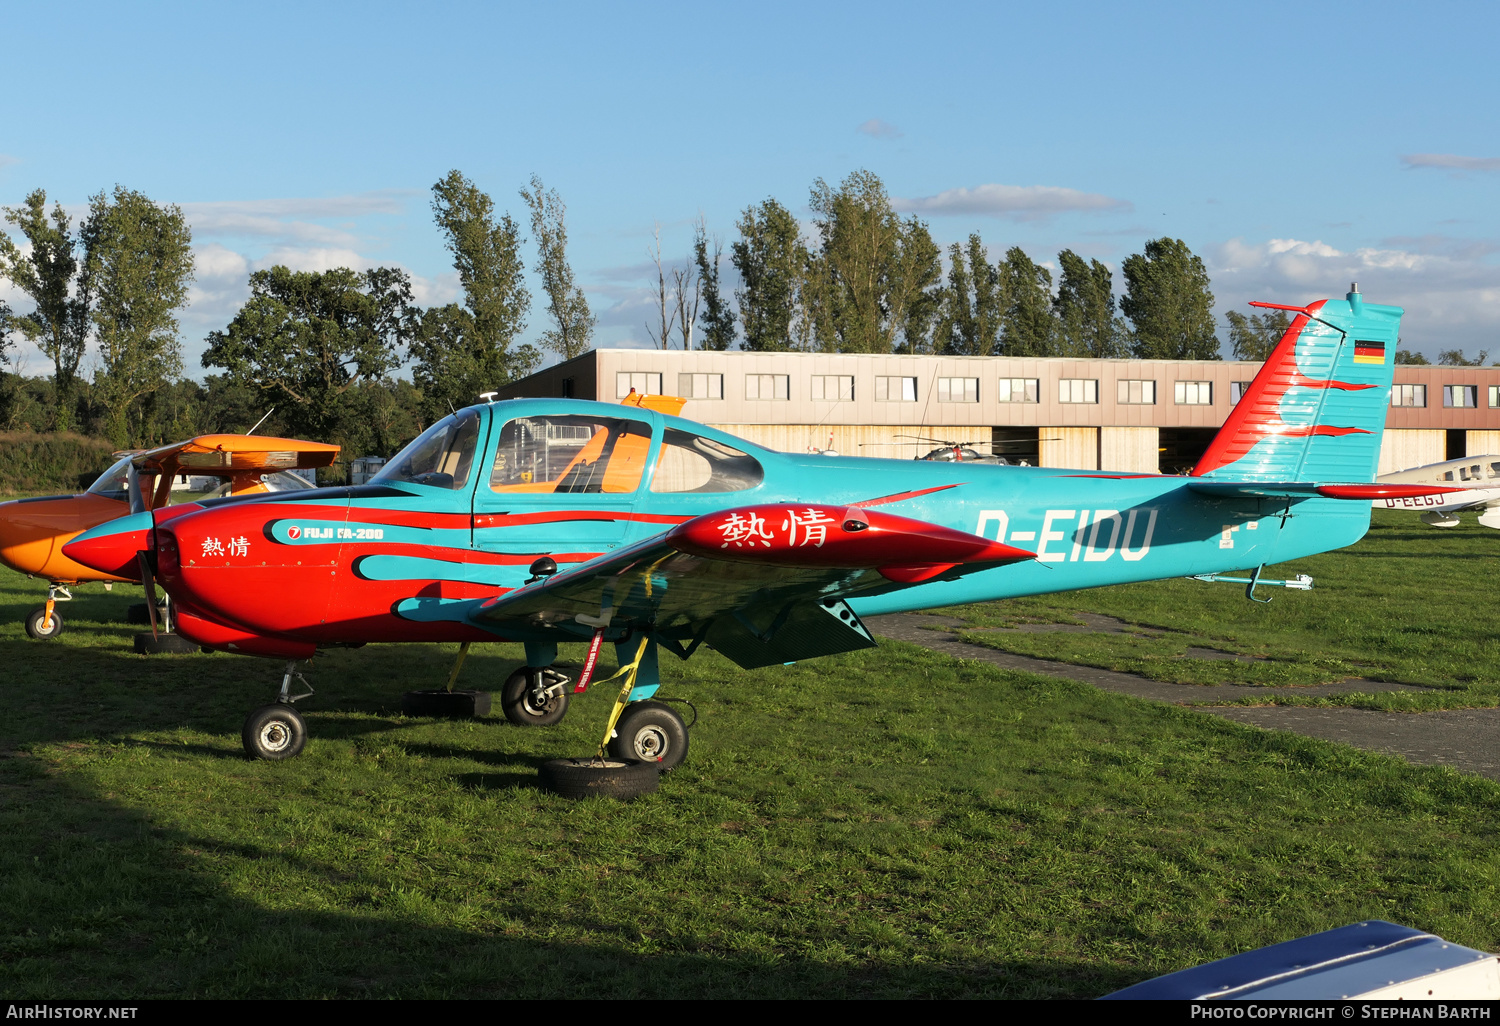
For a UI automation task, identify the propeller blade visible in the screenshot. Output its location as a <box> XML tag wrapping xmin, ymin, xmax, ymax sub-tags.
<box><xmin>136</xmin><ymin>551</ymin><xmax>160</xmax><ymax>639</ymax></box>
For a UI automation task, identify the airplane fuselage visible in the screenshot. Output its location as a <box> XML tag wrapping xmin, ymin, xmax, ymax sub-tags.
<box><xmin>106</xmin><ymin>398</ymin><xmax>1368</xmax><ymax>659</ymax></box>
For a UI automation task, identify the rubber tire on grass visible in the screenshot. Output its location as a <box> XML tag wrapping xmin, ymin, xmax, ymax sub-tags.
<box><xmin>538</xmin><ymin>758</ymin><xmax>659</xmax><ymax>800</ymax></box>
<box><xmin>242</xmin><ymin>704</ymin><xmax>307</xmax><ymax>761</ymax></box>
<box><xmin>401</xmin><ymin>689</ymin><xmax>492</xmax><ymax>718</ymax></box>
<box><xmin>500</xmin><ymin>668</ymin><xmax>569</xmax><ymax>727</ymax></box>
<box><xmin>606</xmin><ymin>700</ymin><xmax>690</xmax><ymax>772</ymax></box>
<box><xmin>133</xmin><ymin>632</ymin><xmax>203</xmax><ymax>655</ymax></box>
<box><xmin>24</xmin><ymin>607</ymin><xmax>63</xmax><ymax>640</ymax></box>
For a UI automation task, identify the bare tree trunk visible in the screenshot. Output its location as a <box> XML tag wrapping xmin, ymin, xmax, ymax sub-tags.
<box><xmin>645</xmin><ymin>223</ymin><xmax>671</xmax><ymax>349</ymax></box>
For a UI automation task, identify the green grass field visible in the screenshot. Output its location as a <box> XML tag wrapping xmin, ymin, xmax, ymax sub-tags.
<box><xmin>1</xmin><ymin>507</ymin><xmax>1498</xmax><ymax>998</ymax></box>
<box><xmin>938</xmin><ymin>509</ymin><xmax>1500</xmax><ymax>711</ymax></box>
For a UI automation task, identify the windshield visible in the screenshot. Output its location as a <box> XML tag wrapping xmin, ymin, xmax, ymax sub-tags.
<box><xmin>372</xmin><ymin>410</ymin><xmax>483</xmax><ymax>490</ymax></box>
<box><xmin>86</xmin><ymin>455</ymin><xmax>136</xmax><ymax>500</ymax></box>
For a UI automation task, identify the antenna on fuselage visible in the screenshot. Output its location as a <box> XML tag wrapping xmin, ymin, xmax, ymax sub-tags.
<box><xmin>246</xmin><ymin>408</ymin><xmax>275</xmax><ymax>435</ymax></box>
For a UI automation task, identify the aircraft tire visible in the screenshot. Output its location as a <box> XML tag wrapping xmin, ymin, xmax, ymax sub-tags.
<box><xmin>24</xmin><ymin>607</ymin><xmax>63</xmax><ymax>640</ymax></box>
<box><xmin>538</xmin><ymin>757</ymin><xmax>658</xmax><ymax>800</ymax></box>
<box><xmin>501</xmin><ymin>668</ymin><xmax>570</xmax><ymax>727</ymax></box>
<box><xmin>133</xmin><ymin>632</ymin><xmax>203</xmax><ymax>655</ymax></box>
<box><xmin>606</xmin><ymin>701</ymin><xmax>690</xmax><ymax>772</ymax></box>
<box><xmin>400</xmin><ymin>689</ymin><xmax>493</xmax><ymax>718</ymax></box>
<box><xmin>242</xmin><ymin>704</ymin><xmax>307</xmax><ymax>761</ymax></box>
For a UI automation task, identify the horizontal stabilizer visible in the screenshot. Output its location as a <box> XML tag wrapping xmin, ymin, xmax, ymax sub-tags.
<box><xmin>1188</xmin><ymin>481</ymin><xmax>1461</xmax><ymax>501</ymax></box>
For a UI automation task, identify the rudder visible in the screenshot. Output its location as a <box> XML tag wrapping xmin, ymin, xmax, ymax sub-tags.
<box><xmin>1193</xmin><ymin>285</ymin><xmax>1401</xmax><ymax>483</ymax></box>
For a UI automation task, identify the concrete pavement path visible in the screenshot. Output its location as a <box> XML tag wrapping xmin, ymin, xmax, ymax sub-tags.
<box><xmin>866</xmin><ymin>612</ymin><xmax>1500</xmax><ymax>781</ymax></box>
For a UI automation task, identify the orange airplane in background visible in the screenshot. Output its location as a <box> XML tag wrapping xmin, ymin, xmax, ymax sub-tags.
<box><xmin>0</xmin><ymin>434</ymin><xmax>340</xmax><ymax>649</ymax></box>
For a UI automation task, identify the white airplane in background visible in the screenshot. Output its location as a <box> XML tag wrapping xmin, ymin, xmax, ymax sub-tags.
<box><xmin>1377</xmin><ymin>455</ymin><xmax>1500</xmax><ymax>528</ymax></box>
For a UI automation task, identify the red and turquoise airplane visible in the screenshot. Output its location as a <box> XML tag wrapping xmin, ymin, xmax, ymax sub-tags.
<box><xmin>63</xmin><ymin>287</ymin><xmax>1454</xmax><ymax>779</ymax></box>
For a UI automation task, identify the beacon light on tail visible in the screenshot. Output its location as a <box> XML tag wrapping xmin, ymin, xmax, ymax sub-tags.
<box><xmin>60</xmin><ymin>289</ymin><xmax>1463</xmax><ymax>779</ymax></box>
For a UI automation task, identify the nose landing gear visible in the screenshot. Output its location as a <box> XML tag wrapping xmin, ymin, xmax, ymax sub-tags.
<box><xmin>24</xmin><ymin>584</ymin><xmax>72</xmax><ymax>640</ymax></box>
<box><xmin>242</xmin><ymin>660</ymin><xmax>315</xmax><ymax>761</ymax></box>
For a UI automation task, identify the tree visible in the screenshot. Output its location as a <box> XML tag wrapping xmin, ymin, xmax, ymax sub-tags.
<box><xmin>1395</xmin><ymin>348</ymin><xmax>1430</xmax><ymax>365</ymax></box>
<box><xmin>411</xmin><ymin>170</ymin><xmax>533</xmax><ymax>418</ymax></box>
<box><xmin>936</xmin><ymin>234</ymin><xmax>1000</xmax><ymax>356</ymax></box>
<box><xmin>1438</xmin><ymin>348</ymin><xmax>1490</xmax><ymax>366</ymax></box>
<box><xmin>1120</xmin><ymin>237</ymin><xmax>1219</xmax><ymax>360</ymax></box>
<box><xmin>694</xmin><ymin>217</ymin><xmax>736</xmax><ymax>350</ymax></box>
<box><xmin>80</xmin><ymin>186</ymin><xmax>195</xmax><ymax>446</ymax></box>
<box><xmin>887</xmin><ymin>216</ymin><xmax>943</xmax><ymax>354</ymax></box>
<box><xmin>732</xmin><ymin>198</ymin><xmax>808</xmax><ymax>351</ymax></box>
<box><xmin>645</xmin><ymin>224</ymin><xmax>673</xmax><ymax>350</ymax></box>
<box><xmin>0</xmin><ymin>190</ymin><xmax>91</xmax><ymax>430</ymax></box>
<box><xmin>1224</xmin><ymin>308</ymin><xmax>1291</xmax><ymax>361</ymax></box>
<box><xmin>1054</xmin><ymin>250</ymin><xmax>1125</xmax><ymax>358</ymax></box>
<box><xmin>520</xmin><ymin>175</ymin><xmax>594</xmax><ymax>359</ymax></box>
<box><xmin>808</xmin><ymin>170</ymin><xmax>900</xmax><ymax>353</ymax></box>
<box><xmin>998</xmin><ymin>246</ymin><xmax>1057</xmax><ymax>357</ymax></box>
<box><xmin>202</xmin><ymin>266</ymin><xmax>410</xmax><ymax>453</ymax></box>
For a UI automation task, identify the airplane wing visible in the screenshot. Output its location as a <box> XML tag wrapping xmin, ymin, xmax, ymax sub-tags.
<box><xmin>1186</xmin><ymin>481</ymin><xmax>1462</xmax><ymax>501</ymax></box>
<box><xmin>469</xmin><ymin>502</ymin><xmax>1033</xmax><ymax>669</ymax></box>
<box><xmin>133</xmin><ymin>434</ymin><xmax>341</xmax><ymax>476</ymax></box>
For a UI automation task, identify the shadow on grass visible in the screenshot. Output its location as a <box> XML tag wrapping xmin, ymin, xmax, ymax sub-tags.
<box><xmin>0</xmin><ymin>746</ymin><xmax>1125</xmax><ymax>999</ymax></box>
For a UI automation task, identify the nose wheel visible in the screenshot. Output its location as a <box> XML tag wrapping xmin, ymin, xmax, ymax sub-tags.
<box><xmin>501</xmin><ymin>666</ymin><xmax>571</xmax><ymax>726</ymax></box>
<box><xmin>242</xmin><ymin>660</ymin><xmax>315</xmax><ymax>760</ymax></box>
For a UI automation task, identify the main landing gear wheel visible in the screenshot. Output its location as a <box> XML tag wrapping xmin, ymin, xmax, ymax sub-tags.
<box><xmin>501</xmin><ymin>667</ymin><xmax>570</xmax><ymax>727</ymax></box>
<box><xmin>538</xmin><ymin>758</ymin><xmax>659</xmax><ymax>800</ymax></box>
<box><xmin>606</xmin><ymin>700</ymin><xmax>690</xmax><ymax>772</ymax></box>
<box><xmin>401</xmin><ymin>689</ymin><xmax>493</xmax><ymax>718</ymax></box>
<box><xmin>242</xmin><ymin>704</ymin><xmax>307</xmax><ymax>761</ymax></box>
<box><xmin>24</xmin><ymin>607</ymin><xmax>63</xmax><ymax>640</ymax></box>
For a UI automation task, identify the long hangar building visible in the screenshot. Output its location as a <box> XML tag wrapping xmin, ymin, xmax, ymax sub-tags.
<box><xmin>498</xmin><ymin>350</ymin><xmax>1500</xmax><ymax>475</ymax></box>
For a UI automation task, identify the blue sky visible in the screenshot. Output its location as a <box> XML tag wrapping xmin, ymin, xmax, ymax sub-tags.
<box><xmin>4</xmin><ymin>0</ymin><xmax>1500</xmax><ymax>375</ymax></box>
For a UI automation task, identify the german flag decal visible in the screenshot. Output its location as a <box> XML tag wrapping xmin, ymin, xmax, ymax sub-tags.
<box><xmin>1353</xmin><ymin>339</ymin><xmax>1386</xmax><ymax>365</ymax></box>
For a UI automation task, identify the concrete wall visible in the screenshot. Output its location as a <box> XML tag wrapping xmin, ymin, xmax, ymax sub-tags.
<box><xmin>1377</xmin><ymin>430</ymin><xmax>1446</xmax><ymax>475</ymax></box>
<box><xmin>1040</xmin><ymin>427</ymin><xmax>1099</xmax><ymax>470</ymax></box>
<box><xmin>1468</xmin><ymin>430</ymin><xmax>1500</xmax><ymax>456</ymax></box>
<box><xmin>1100</xmin><ymin>426</ymin><xmax>1160</xmax><ymax>473</ymax></box>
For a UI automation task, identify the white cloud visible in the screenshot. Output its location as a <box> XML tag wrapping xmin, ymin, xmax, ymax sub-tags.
<box><xmin>857</xmin><ymin>118</ymin><xmax>902</xmax><ymax>140</ymax></box>
<box><xmin>179</xmin><ymin>190</ymin><xmax>414</xmax><ymax>249</ymax></box>
<box><xmin>1210</xmin><ymin>235</ymin><xmax>1500</xmax><ymax>354</ymax></box>
<box><xmin>894</xmin><ymin>183</ymin><xmax>1130</xmax><ymax>221</ymax></box>
<box><xmin>1401</xmin><ymin>153</ymin><xmax>1500</xmax><ymax>173</ymax></box>
<box><xmin>0</xmin><ymin>154</ymin><xmax>18</xmax><ymax>170</ymax></box>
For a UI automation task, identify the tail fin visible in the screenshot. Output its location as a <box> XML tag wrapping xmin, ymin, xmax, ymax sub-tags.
<box><xmin>1193</xmin><ymin>285</ymin><xmax>1401</xmax><ymax>482</ymax></box>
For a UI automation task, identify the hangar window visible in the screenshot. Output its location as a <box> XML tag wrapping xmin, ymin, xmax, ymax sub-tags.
<box><xmin>1117</xmin><ymin>379</ymin><xmax>1156</xmax><ymax>405</ymax></box>
<box><xmin>1391</xmin><ymin>384</ymin><xmax>1427</xmax><ymax>408</ymax></box>
<box><xmin>677</xmin><ymin>373</ymin><xmax>723</xmax><ymax>400</ymax></box>
<box><xmin>810</xmin><ymin>375</ymin><xmax>854</xmax><ymax>401</ymax></box>
<box><xmin>937</xmin><ymin>377</ymin><xmax>978</xmax><ymax>403</ymax></box>
<box><xmin>745</xmin><ymin>374</ymin><xmax>789</xmax><ymax>401</ymax></box>
<box><xmin>1175</xmin><ymin>380</ymin><xmax>1213</xmax><ymax>405</ymax></box>
<box><xmin>616</xmin><ymin>372</ymin><xmax>663</xmax><ymax>399</ymax></box>
<box><xmin>1490</xmin><ymin>386</ymin><xmax>1500</xmax><ymax>408</ymax></box>
<box><xmin>875</xmin><ymin>376</ymin><xmax>918</xmax><ymax>401</ymax></box>
<box><xmin>489</xmin><ymin>415</ymin><xmax>653</xmax><ymax>494</ymax></box>
<box><xmin>997</xmin><ymin>378</ymin><xmax>1038</xmax><ymax>403</ymax></box>
<box><xmin>1058</xmin><ymin>378</ymin><xmax>1098</xmax><ymax>404</ymax></box>
<box><xmin>1230</xmin><ymin>381</ymin><xmax>1254</xmax><ymax>405</ymax></box>
<box><xmin>650</xmin><ymin>430</ymin><xmax>764</xmax><ymax>493</ymax></box>
<box><xmin>375</xmin><ymin>409</ymin><xmax>482</xmax><ymax>490</ymax></box>
<box><xmin>1444</xmin><ymin>385</ymin><xmax>1478</xmax><ymax>409</ymax></box>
